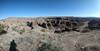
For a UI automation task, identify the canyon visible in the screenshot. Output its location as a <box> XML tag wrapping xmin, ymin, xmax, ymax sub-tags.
<box><xmin>0</xmin><ymin>16</ymin><xmax>100</xmax><ymax>51</ymax></box>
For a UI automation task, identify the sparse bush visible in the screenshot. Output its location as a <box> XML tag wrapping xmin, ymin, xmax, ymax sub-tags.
<box><xmin>38</xmin><ymin>23</ymin><xmax>47</xmax><ymax>28</ymax></box>
<box><xmin>41</xmin><ymin>29</ymin><xmax>46</xmax><ymax>32</ymax></box>
<box><xmin>12</xmin><ymin>26</ymin><xmax>19</xmax><ymax>33</ymax></box>
<box><xmin>0</xmin><ymin>24</ymin><xmax>7</xmax><ymax>35</ymax></box>
<box><xmin>27</xmin><ymin>21</ymin><xmax>33</xmax><ymax>29</ymax></box>
<box><xmin>12</xmin><ymin>27</ymin><xmax>25</xmax><ymax>34</ymax></box>
<box><xmin>19</xmin><ymin>23</ymin><xmax>27</xmax><ymax>26</ymax></box>
<box><xmin>19</xmin><ymin>28</ymin><xmax>25</xmax><ymax>34</ymax></box>
<box><xmin>12</xmin><ymin>26</ymin><xmax>17</xmax><ymax>31</ymax></box>
<box><xmin>37</xmin><ymin>42</ymin><xmax>62</xmax><ymax>51</ymax></box>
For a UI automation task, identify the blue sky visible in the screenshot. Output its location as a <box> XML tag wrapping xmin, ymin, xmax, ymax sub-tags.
<box><xmin>0</xmin><ymin>0</ymin><xmax>99</xmax><ymax>19</ymax></box>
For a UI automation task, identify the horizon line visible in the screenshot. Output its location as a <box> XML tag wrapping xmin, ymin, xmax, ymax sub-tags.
<box><xmin>0</xmin><ymin>16</ymin><xmax>100</xmax><ymax>20</ymax></box>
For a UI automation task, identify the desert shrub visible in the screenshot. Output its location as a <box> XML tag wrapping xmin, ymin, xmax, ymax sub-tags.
<box><xmin>0</xmin><ymin>24</ymin><xmax>7</xmax><ymax>35</ymax></box>
<box><xmin>12</xmin><ymin>26</ymin><xmax>19</xmax><ymax>32</ymax></box>
<box><xmin>27</xmin><ymin>21</ymin><xmax>33</xmax><ymax>29</ymax></box>
<box><xmin>41</xmin><ymin>29</ymin><xmax>46</xmax><ymax>32</ymax></box>
<box><xmin>38</xmin><ymin>23</ymin><xmax>47</xmax><ymax>28</ymax></box>
<box><xmin>37</xmin><ymin>43</ymin><xmax>61</xmax><ymax>51</ymax></box>
<box><xmin>12</xmin><ymin>27</ymin><xmax>25</xmax><ymax>34</ymax></box>
<box><xmin>54</xmin><ymin>30</ymin><xmax>61</xmax><ymax>33</ymax></box>
<box><xmin>12</xmin><ymin>26</ymin><xmax>17</xmax><ymax>31</ymax></box>
<box><xmin>18</xmin><ymin>23</ymin><xmax>27</xmax><ymax>26</ymax></box>
<box><xmin>19</xmin><ymin>28</ymin><xmax>25</xmax><ymax>34</ymax></box>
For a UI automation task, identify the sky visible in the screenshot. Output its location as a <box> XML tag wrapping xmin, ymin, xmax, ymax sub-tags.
<box><xmin>0</xmin><ymin>0</ymin><xmax>100</xmax><ymax>19</ymax></box>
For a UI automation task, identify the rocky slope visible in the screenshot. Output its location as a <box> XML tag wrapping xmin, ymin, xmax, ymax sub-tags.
<box><xmin>0</xmin><ymin>17</ymin><xmax>100</xmax><ymax>51</ymax></box>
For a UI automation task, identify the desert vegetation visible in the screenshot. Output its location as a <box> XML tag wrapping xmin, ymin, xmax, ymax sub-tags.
<box><xmin>37</xmin><ymin>42</ymin><xmax>62</xmax><ymax>51</ymax></box>
<box><xmin>0</xmin><ymin>24</ymin><xmax>7</xmax><ymax>35</ymax></box>
<box><xmin>27</xmin><ymin>21</ymin><xmax>33</xmax><ymax>29</ymax></box>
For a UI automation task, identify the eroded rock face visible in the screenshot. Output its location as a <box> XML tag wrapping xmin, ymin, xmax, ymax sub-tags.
<box><xmin>37</xmin><ymin>17</ymin><xmax>88</xmax><ymax>33</ymax></box>
<box><xmin>88</xmin><ymin>20</ymin><xmax>100</xmax><ymax>30</ymax></box>
<box><xmin>37</xmin><ymin>17</ymin><xmax>100</xmax><ymax>33</ymax></box>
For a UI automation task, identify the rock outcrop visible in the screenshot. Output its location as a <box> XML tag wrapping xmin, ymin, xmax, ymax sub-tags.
<box><xmin>37</xmin><ymin>17</ymin><xmax>100</xmax><ymax>33</ymax></box>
